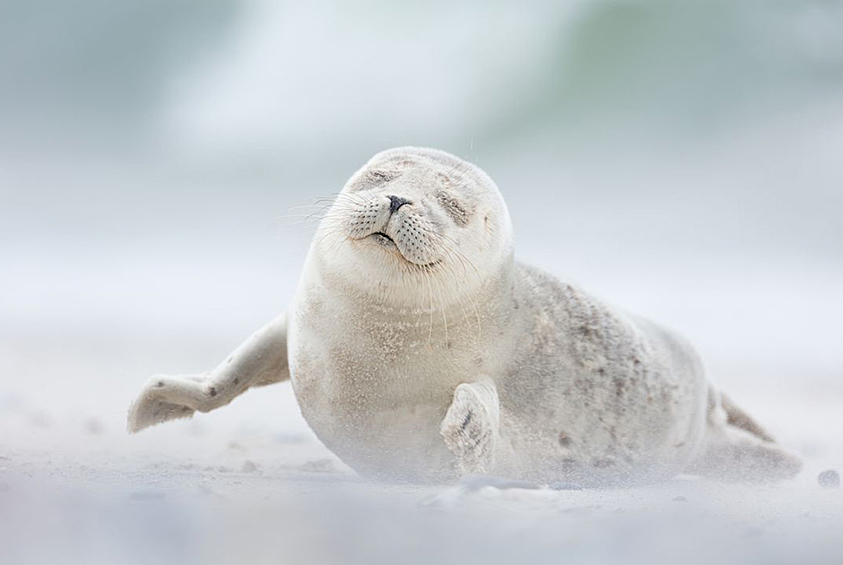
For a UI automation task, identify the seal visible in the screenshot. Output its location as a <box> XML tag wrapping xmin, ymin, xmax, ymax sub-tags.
<box><xmin>127</xmin><ymin>147</ymin><xmax>801</xmax><ymax>485</ymax></box>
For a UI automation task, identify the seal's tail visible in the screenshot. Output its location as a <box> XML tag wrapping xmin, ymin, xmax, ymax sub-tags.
<box><xmin>688</xmin><ymin>387</ymin><xmax>802</xmax><ymax>482</ymax></box>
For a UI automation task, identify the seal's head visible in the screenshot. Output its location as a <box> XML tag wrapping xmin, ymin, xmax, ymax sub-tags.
<box><xmin>315</xmin><ymin>147</ymin><xmax>513</xmax><ymax>308</ymax></box>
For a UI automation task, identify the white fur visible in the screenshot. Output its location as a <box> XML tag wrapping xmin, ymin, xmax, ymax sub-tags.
<box><xmin>129</xmin><ymin>147</ymin><xmax>801</xmax><ymax>485</ymax></box>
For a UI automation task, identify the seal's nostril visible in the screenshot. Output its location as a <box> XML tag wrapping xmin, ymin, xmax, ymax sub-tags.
<box><xmin>388</xmin><ymin>195</ymin><xmax>412</xmax><ymax>214</ymax></box>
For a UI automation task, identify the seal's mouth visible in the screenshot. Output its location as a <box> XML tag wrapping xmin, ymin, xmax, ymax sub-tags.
<box><xmin>365</xmin><ymin>231</ymin><xmax>441</xmax><ymax>269</ymax></box>
<box><xmin>370</xmin><ymin>231</ymin><xmax>397</xmax><ymax>248</ymax></box>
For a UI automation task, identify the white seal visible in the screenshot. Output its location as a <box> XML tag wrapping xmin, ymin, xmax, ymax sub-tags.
<box><xmin>128</xmin><ymin>147</ymin><xmax>801</xmax><ymax>485</ymax></box>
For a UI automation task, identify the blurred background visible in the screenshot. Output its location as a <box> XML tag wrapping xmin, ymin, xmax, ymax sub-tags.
<box><xmin>1</xmin><ymin>1</ymin><xmax>842</xmax><ymax>563</ymax></box>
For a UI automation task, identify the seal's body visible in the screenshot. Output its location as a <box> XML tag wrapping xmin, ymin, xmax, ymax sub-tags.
<box><xmin>128</xmin><ymin>147</ymin><xmax>800</xmax><ymax>485</ymax></box>
<box><xmin>290</xmin><ymin>261</ymin><xmax>706</xmax><ymax>484</ymax></box>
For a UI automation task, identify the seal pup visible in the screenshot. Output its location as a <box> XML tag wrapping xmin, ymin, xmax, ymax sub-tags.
<box><xmin>127</xmin><ymin>147</ymin><xmax>801</xmax><ymax>485</ymax></box>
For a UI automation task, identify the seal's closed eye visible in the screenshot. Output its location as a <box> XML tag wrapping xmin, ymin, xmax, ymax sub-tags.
<box><xmin>367</xmin><ymin>170</ymin><xmax>399</xmax><ymax>185</ymax></box>
<box><xmin>436</xmin><ymin>190</ymin><xmax>470</xmax><ymax>226</ymax></box>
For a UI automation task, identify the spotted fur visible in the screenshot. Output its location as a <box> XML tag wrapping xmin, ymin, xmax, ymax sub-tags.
<box><xmin>129</xmin><ymin>147</ymin><xmax>802</xmax><ymax>486</ymax></box>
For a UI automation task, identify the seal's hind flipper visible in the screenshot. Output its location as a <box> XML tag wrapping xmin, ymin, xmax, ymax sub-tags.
<box><xmin>720</xmin><ymin>392</ymin><xmax>776</xmax><ymax>443</ymax></box>
<box><xmin>689</xmin><ymin>388</ymin><xmax>801</xmax><ymax>482</ymax></box>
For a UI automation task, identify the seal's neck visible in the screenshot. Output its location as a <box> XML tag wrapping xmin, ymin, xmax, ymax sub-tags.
<box><xmin>313</xmin><ymin>251</ymin><xmax>515</xmax><ymax>331</ymax></box>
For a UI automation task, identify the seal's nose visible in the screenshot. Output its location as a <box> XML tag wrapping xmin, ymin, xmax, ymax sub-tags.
<box><xmin>388</xmin><ymin>195</ymin><xmax>412</xmax><ymax>214</ymax></box>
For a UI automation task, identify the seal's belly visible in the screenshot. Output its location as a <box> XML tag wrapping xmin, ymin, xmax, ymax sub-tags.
<box><xmin>288</xmin><ymin>324</ymin><xmax>471</xmax><ymax>482</ymax></box>
<box><xmin>305</xmin><ymin>389</ymin><xmax>455</xmax><ymax>482</ymax></box>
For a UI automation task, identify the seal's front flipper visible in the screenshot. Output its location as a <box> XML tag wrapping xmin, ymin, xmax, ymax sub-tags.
<box><xmin>440</xmin><ymin>379</ymin><xmax>500</xmax><ymax>475</ymax></box>
<box><xmin>127</xmin><ymin>312</ymin><xmax>290</xmax><ymax>433</ymax></box>
<box><xmin>689</xmin><ymin>388</ymin><xmax>802</xmax><ymax>482</ymax></box>
<box><xmin>126</xmin><ymin>373</ymin><xmax>208</xmax><ymax>432</ymax></box>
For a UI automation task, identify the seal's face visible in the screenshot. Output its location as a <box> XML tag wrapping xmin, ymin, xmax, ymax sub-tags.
<box><xmin>315</xmin><ymin>147</ymin><xmax>513</xmax><ymax>309</ymax></box>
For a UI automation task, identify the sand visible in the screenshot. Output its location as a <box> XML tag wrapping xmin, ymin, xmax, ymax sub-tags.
<box><xmin>1</xmin><ymin>331</ymin><xmax>840</xmax><ymax>565</ymax></box>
